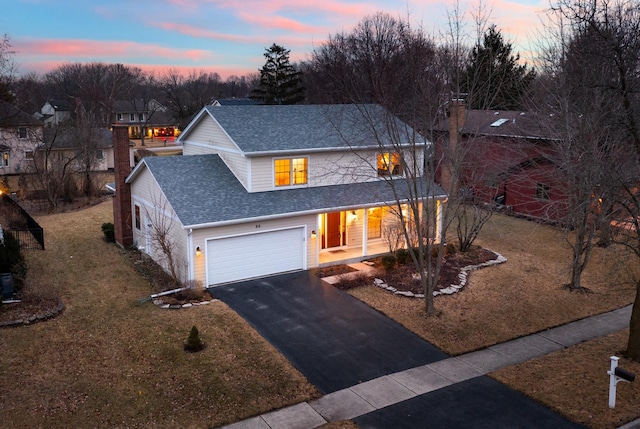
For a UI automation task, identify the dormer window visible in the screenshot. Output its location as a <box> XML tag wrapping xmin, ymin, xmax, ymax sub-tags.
<box><xmin>274</xmin><ymin>157</ymin><xmax>308</xmax><ymax>187</ymax></box>
<box><xmin>377</xmin><ymin>152</ymin><xmax>402</xmax><ymax>176</ymax></box>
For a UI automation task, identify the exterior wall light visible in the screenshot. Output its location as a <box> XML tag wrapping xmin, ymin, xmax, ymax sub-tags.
<box><xmin>311</xmin><ymin>230</ymin><xmax>317</xmax><ymax>239</ymax></box>
<box><xmin>195</xmin><ymin>246</ymin><xmax>202</xmax><ymax>256</ymax></box>
<box><xmin>349</xmin><ymin>211</ymin><xmax>357</xmax><ymax>222</ymax></box>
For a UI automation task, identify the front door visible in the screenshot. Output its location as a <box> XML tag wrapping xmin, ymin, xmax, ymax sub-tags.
<box><xmin>324</xmin><ymin>212</ymin><xmax>342</xmax><ymax>248</ymax></box>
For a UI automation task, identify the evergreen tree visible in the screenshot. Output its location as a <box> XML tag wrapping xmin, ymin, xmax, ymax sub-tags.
<box><xmin>250</xmin><ymin>44</ymin><xmax>305</xmax><ymax>105</ymax></box>
<box><xmin>462</xmin><ymin>25</ymin><xmax>535</xmax><ymax>110</ymax></box>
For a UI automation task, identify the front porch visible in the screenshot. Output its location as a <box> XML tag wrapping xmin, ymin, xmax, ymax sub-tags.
<box><xmin>318</xmin><ymin>240</ymin><xmax>389</xmax><ymax>267</ymax></box>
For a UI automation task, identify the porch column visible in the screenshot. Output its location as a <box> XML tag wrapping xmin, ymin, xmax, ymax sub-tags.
<box><xmin>362</xmin><ymin>209</ymin><xmax>368</xmax><ymax>256</ymax></box>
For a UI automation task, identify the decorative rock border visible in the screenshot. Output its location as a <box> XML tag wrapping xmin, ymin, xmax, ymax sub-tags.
<box><xmin>0</xmin><ymin>301</ymin><xmax>66</xmax><ymax>328</ymax></box>
<box><xmin>153</xmin><ymin>299</ymin><xmax>219</xmax><ymax>309</ymax></box>
<box><xmin>373</xmin><ymin>250</ymin><xmax>507</xmax><ymax>298</ymax></box>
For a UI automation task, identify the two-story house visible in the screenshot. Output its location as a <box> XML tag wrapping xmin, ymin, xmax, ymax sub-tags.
<box><xmin>434</xmin><ymin>101</ymin><xmax>568</xmax><ymax>222</ymax></box>
<box><xmin>118</xmin><ymin>104</ymin><xmax>447</xmax><ymax>287</ymax></box>
<box><xmin>112</xmin><ymin>99</ymin><xmax>179</xmax><ymax>141</ymax></box>
<box><xmin>0</xmin><ymin>102</ymin><xmax>42</xmax><ymax>175</ymax></box>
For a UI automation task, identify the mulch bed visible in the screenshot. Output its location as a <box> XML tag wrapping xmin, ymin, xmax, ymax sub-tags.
<box><xmin>328</xmin><ymin>246</ymin><xmax>500</xmax><ymax>294</ymax></box>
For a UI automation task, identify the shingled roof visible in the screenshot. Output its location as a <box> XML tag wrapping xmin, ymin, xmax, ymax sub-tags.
<box><xmin>131</xmin><ymin>154</ymin><xmax>446</xmax><ymax>228</ymax></box>
<box><xmin>185</xmin><ymin>104</ymin><xmax>427</xmax><ymax>154</ymax></box>
<box><xmin>434</xmin><ymin>109</ymin><xmax>562</xmax><ymax>141</ymax></box>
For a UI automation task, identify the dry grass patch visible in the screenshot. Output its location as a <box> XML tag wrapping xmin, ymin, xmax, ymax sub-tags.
<box><xmin>0</xmin><ymin>201</ymin><xmax>319</xmax><ymax>428</ymax></box>
<box><xmin>491</xmin><ymin>330</ymin><xmax>640</xmax><ymax>429</ymax></box>
<box><xmin>348</xmin><ymin>212</ymin><xmax>637</xmax><ymax>355</ymax></box>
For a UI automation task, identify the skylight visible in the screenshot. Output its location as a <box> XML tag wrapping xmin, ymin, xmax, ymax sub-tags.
<box><xmin>490</xmin><ymin>118</ymin><xmax>509</xmax><ymax>127</ymax></box>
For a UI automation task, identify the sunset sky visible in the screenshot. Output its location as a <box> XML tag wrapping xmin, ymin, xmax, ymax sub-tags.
<box><xmin>4</xmin><ymin>0</ymin><xmax>548</xmax><ymax>80</ymax></box>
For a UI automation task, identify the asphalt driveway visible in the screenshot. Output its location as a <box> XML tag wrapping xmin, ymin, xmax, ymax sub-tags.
<box><xmin>209</xmin><ymin>270</ymin><xmax>448</xmax><ymax>394</ymax></box>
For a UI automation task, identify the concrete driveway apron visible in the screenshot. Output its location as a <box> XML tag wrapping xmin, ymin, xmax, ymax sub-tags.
<box><xmin>209</xmin><ymin>270</ymin><xmax>448</xmax><ymax>394</ymax></box>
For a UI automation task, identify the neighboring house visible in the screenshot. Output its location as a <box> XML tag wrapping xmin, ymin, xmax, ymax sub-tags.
<box><xmin>0</xmin><ymin>102</ymin><xmax>42</xmax><ymax>175</ymax></box>
<box><xmin>112</xmin><ymin>99</ymin><xmax>179</xmax><ymax>140</ymax></box>
<box><xmin>211</xmin><ymin>98</ymin><xmax>261</xmax><ymax>106</ymax></box>
<box><xmin>37</xmin><ymin>99</ymin><xmax>72</xmax><ymax>128</ymax></box>
<box><xmin>434</xmin><ymin>102</ymin><xmax>569</xmax><ymax>222</ymax></box>
<box><xmin>41</xmin><ymin>127</ymin><xmax>115</xmax><ymax>171</ymax></box>
<box><xmin>119</xmin><ymin>104</ymin><xmax>447</xmax><ymax>287</ymax></box>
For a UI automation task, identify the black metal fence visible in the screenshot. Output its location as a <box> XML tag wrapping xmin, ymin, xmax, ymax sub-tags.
<box><xmin>0</xmin><ymin>194</ymin><xmax>44</xmax><ymax>250</ymax></box>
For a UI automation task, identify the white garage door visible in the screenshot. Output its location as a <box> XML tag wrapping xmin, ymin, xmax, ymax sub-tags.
<box><xmin>207</xmin><ymin>227</ymin><xmax>305</xmax><ymax>285</ymax></box>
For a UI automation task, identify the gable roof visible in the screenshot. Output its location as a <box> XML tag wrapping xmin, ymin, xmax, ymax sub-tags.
<box><xmin>180</xmin><ymin>104</ymin><xmax>427</xmax><ymax>155</ymax></box>
<box><xmin>435</xmin><ymin>110</ymin><xmax>561</xmax><ymax>141</ymax></box>
<box><xmin>42</xmin><ymin>127</ymin><xmax>113</xmax><ymax>149</ymax></box>
<box><xmin>129</xmin><ymin>154</ymin><xmax>446</xmax><ymax>228</ymax></box>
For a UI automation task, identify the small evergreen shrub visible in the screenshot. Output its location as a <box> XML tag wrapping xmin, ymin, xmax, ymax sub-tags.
<box><xmin>381</xmin><ymin>254</ymin><xmax>396</xmax><ymax>271</ymax></box>
<box><xmin>184</xmin><ymin>325</ymin><xmax>205</xmax><ymax>353</ymax></box>
<box><xmin>101</xmin><ymin>222</ymin><xmax>115</xmax><ymax>242</ymax></box>
<box><xmin>395</xmin><ymin>248</ymin><xmax>410</xmax><ymax>265</ymax></box>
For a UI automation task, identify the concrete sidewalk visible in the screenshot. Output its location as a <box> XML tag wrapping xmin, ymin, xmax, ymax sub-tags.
<box><xmin>219</xmin><ymin>305</ymin><xmax>633</xmax><ymax>429</ymax></box>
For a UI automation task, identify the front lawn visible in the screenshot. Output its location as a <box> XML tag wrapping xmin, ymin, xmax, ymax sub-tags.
<box><xmin>0</xmin><ymin>201</ymin><xmax>319</xmax><ymax>428</ymax></box>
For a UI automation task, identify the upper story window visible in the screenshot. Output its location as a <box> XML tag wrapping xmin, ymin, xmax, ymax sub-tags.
<box><xmin>139</xmin><ymin>113</ymin><xmax>145</xmax><ymax>121</ymax></box>
<box><xmin>18</xmin><ymin>127</ymin><xmax>27</xmax><ymax>139</ymax></box>
<box><xmin>377</xmin><ymin>152</ymin><xmax>402</xmax><ymax>176</ymax></box>
<box><xmin>536</xmin><ymin>183</ymin><xmax>551</xmax><ymax>200</ymax></box>
<box><xmin>274</xmin><ymin>157</ymin><xmax>308</xmax><ymax>187</ymax></box>
<box><xmin>96</xmin><ymin>149</ymin><xmax>104</xmax><ymax>160</ymax></box>
<box><xmin>2</xmin><ymin>152</ymin><xmax>9</xmax><ymax>167</ymax></box>
<box><xmin>117</xmin><ymin>113</ymin><xmax>123</xmax><ymax>122</ymax></box>
<box><xmin>129</xmin><ymin>113</ymin><xmax>136</xmax><ymax>122</ymax></box>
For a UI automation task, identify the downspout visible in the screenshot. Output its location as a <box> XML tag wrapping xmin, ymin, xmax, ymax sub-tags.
<box><xmin>187</xmin><ymin>228</ymin><xmax>194</xmax><ymax>282</ymax></box>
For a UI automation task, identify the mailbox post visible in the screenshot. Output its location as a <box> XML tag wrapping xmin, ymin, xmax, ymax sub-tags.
<box><xmin>608</xmin><ymin>356</ymin><xmax>635</xmax><ymax>408</ymax></box>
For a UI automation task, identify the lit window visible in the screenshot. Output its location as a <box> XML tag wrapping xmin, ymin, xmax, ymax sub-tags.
<box><xmin>377</xmin><ymin>152</ymin><xmax>402</xmax><ymax>176</ymax></box>
<box><xmin>2</xmin><ymin>152</ymin><xmax>9</xmax><ymax>167</ymax></box>
<box><xmin>536</xmin><ymin>183</ymin><xmax>550</xmax><ymax>200</ymax></box>
<box><xmin>368</xmin><ymin>207</ymin><xmax>382</xmax><ymax>239</ymax></box>
<box><xmin>274</xmin><ymin>158</ymin><xmax>307</xmax><ymax>187</ymax></box>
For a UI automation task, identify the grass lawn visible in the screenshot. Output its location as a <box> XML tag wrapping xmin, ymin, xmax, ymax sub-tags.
<box><xmin>347</xmin><ymin>211</ymin><xmax>640</xmax><ymax>428</ymax></box>
<box><xmin>0</xmin><ymin>201</ymin><xmax>319</xmax><ymax>428</ymax></box>
<box><xmin>2</xmin><ymin>202</ymin><xmax>639</xmax><ymax>428</ymax></box>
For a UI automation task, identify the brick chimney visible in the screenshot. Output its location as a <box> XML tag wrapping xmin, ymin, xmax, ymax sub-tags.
<box><xmin>112</xmin><ymin>124</ymin><xmax>133</xmax><ymax>248</ymax></box>
<box><xmin>441</xmin><ymin>98</ymin><xmax>466</xmax><ymax>195</ymax></box>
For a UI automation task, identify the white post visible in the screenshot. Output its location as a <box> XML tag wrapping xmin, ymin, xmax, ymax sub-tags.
<box><xmin>608</xmin><ymin>356</ymin><xmax>620</xmax><ymax>408</ymax></box>
<box><xmin>436</xmin><ymin>199</ymin><xmax>444</xmax><ymax>244</ymax></box>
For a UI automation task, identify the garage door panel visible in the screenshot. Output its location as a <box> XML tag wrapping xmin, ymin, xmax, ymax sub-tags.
<box><xmin>207</xmin><ymin>227</ymin><xmax>305</xmax><ymax>285</ymax></box>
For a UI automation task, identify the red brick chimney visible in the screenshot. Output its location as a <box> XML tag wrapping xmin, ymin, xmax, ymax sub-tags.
<box><xmin>441</xmin><ymin>99</ymin><xmax>466</xmax><ymax>194</ymax></box>
<box><xmin>112</xmin><ymin>124</ymin><xmax>133</xmax><ymax>248</ymax></box>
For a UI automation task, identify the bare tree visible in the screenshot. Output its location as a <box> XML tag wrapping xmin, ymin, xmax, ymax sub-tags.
<box><xmin>545</xmin><ymin>0</ymin><xmax>640</xmax><ymax>357</ymax></box>
<box><xmin>144</xmin><ymin>193</ymin><xmax>187</xmax><ymax>285</ymax></box>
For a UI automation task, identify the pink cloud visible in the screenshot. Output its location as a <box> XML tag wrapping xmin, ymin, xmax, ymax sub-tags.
<box><xmin>150</xmin><ymin>21</ymin><xmax>258</xmax><ymax>43</ymax></box>
<box><xmin>237</xmin><ymin>12</ymin><xmax>327</xmax><ymax>34</ymax></box>
<box><xmin>15</xmin><ymin>38</ymin><xmax>214</xmax><ymax>62</ymax></box>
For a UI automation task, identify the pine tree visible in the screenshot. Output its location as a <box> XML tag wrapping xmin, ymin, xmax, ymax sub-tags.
<box><xmin>462</xmin><ymin>25</ymin><xmax>535</xmax><ymax>110</ymax></box>
<box><xmin>250</xmin><ymin>44</ymin><xmax>305</xmax><ymax>105</ymax></box>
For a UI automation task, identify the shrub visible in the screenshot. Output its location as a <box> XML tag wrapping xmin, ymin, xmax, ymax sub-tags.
<box><xmin>101</xmin><ymin>222</ymin><xmax>115</xmax><ymax>242</ymax></box>
<box><xmin>395</xmin><ymin>248</ymin><xmax>410</xmax><ymax>265</ymax></box>
<box><xmin>381</xmin><ymin>254</ymin><xmax>396</xmax><ymax>271</ymax></box>
<box><xmin>445</xmin><ymin>243</ymin><xmax>457</xmax><ymax>256</ymax></box>
<box><xmin>0</xmin><ymin>231</ymin><xmax>26</xmax><ymax>292</ymax></box>
<box><xmin>184</xmin><ymin>325</ymin><xmax>205</xmax><ymax>353</ymax></box>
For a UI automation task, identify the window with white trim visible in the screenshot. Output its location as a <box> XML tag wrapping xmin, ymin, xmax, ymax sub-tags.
<box><xmin>274</xmin><ymin>157</ymin><xmax>308</xmax><ymax>187</ymax></box>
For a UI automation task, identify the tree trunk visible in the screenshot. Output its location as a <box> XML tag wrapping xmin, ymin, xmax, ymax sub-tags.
<box><xmin>626</xmin><ymin>282</ymin><xmax>640</xmax><ymax>360</ymax></box>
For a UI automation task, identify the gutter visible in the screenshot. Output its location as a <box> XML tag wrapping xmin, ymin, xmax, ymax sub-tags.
<box><xmin>183</xmin><ymin>193</ymin><xmax>448</xmax><ymax>231</ymax></box>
